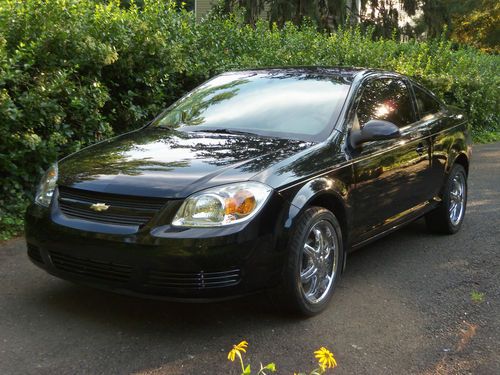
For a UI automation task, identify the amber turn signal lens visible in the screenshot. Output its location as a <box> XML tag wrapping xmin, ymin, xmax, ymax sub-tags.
<box><xmin>225</xmin><ymin>190</ymin><xmax>256</xmax><ymax>216</ymax></box>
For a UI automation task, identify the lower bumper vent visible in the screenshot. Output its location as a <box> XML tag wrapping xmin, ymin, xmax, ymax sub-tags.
<box><xmin>49</xmin><ymin>251</ymin><xmax>133</xmax><ymax>284</ymax></box>
<box><xmin>146</xmin><ymin>269</ymin><xmax>241</xmax><ymax>290</ymax></box>
<box><xmin>27</xmin><ymin>244</ymin><xmax>44</xmax><ymax>264</ymax></box>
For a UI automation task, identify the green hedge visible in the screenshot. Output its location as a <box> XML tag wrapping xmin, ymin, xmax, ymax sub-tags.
<box><xmin>0</xmin><ymin>0</ymin><xmax>499</xmax><ymax>240</ymax></box>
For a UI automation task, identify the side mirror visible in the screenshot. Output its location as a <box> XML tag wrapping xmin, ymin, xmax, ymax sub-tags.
<box><xmin>350</xmin><ymin>119</ymin><xmax>401</xmax><ymax>148</ymax></box>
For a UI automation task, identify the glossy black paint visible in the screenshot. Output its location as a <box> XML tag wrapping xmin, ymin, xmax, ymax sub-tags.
<box><xmin>57</xmin><ymin>128</ymin><xmax>313</xmax><ymax>198</ymax></box>
<box><xmin>25</xmin><ymin>67</ymin><xmax>472</xmax><ymax>301</ymax></box>
<box><xmin>350</xmin><ymin>119</ymin><xmax>401</xmax><ymax>147</ymax></box>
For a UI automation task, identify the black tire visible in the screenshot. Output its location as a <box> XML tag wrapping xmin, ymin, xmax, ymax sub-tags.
<box><xmin>280</xmin><ymin>207</ymin><xmax>344</xmax><ymax>317</ymax></box>
<box><xmin>425</xmin><ymin>164</ymin><xmax>467</xmax><ymax>234</ymax></box>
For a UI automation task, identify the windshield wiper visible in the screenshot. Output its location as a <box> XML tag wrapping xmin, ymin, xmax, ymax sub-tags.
<box><xmin>190</xmin><ymin>128</ymin><xmax>257</xmax><ymax>137</ymax></box>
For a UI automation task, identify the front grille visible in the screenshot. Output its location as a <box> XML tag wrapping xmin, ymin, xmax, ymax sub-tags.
<box><xmin>27</xmin><ymin>244</ymin><xmax>44</xmax><ymax>264</ymax></box>
<box><xmin>49</xmin><ymin>251</ymin><xmax>133</xmax><ymax>283</ymax></box>
<box><xmin>58</xmin><ymin>186</ymin><xmax>167</xmax><ymax>226</ymax></box>
<box><xmin>146</xmin><ymin>269</ymin><xmax>241</xmax><ymax>290</ymax></box>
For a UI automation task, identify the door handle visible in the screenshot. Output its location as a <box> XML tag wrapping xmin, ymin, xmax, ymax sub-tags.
<box><xmin>416</xmin><ymin>143</ymin><xmax>425</xmax><ymax>155</ymax></box>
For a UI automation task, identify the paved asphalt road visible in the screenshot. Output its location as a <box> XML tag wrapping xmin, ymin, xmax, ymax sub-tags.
<box><xmin>1</xmin><ymin>143</ymin><xmax>499</xmax><ymax>375</ymax></box>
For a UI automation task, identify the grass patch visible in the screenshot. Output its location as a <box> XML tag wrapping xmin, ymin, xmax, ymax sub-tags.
<box><xmin>471</xmin><ymin>290</ymin><xmax>485</xmax><ymax>304</ymax></box>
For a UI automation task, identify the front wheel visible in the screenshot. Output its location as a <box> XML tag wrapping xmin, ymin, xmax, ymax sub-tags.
<box><xmin>281</xmin><ymin>207</ymin><xmax>344</xmax><ymax>316</ymax></box>
<box><xmin>426</xmin><ymin>164</ymin><xmax>467</xmax><ymax>234</ymax></box>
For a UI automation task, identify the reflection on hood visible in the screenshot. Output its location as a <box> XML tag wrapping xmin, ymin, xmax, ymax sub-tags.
<box><xmin>58</xmin><ymin>128</ymin><xmax>313</xmax><ymax>198</ymax></box>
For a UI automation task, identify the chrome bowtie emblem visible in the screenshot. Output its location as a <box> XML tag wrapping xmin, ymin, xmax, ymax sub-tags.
<box><xmin>90</xmin><ymin>203</ymin><xmax>110</xmax><ymax>212</ymax></box>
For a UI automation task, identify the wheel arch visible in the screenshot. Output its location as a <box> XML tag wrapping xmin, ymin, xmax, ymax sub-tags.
<box><xmin>306</xmin><ymin>194</ymin><xmax>348</xmax><ymax>243</ymax></box>
<box><xmin>281</xmin><ymin>177</ymin><xmax>351</xmax><ymax>271</ymax></box>
<box><xmin>452</xmin><ymin>152</ymin><xmax>470</xmax><ymax>176</ymax></box>
<box><xmin>445</xmin><ymin>134</ymin><xmax>471</xmax><ymax>176</ymax></box>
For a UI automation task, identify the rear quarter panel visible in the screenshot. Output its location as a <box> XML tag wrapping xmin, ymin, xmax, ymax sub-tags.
<box><xmin>428</xmin><ymin>107</ymin><xmax>472</xmax><ymax>197</ymax></box>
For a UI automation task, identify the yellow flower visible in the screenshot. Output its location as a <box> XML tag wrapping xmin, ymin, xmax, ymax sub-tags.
<box><xmin>227</xmin><ymin>340</ymin><xmax>248</xmax><ymax>362</ymax></box>
<box><xmin>314</xmin><ymin>347</ymin><xmax>337</xmax><ymax>370</ymax></box>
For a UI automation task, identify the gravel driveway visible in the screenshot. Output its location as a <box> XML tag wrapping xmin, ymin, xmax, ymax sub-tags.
<box><xmin>1</xmin><ymin>142</ymin><xmax>499</xmax><ymax>375</ymax></box>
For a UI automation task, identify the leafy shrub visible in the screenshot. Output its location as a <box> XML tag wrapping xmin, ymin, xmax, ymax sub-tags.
<box><xmin>0</xmin><ymin>0</ymin><xmax>499</xmax><ymax>239</ymax></box>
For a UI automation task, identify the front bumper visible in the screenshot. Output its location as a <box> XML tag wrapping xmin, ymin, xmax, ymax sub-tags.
<box><xmin>25</xmin><ymin>192</ymin><xmax>288</xmax><ymax>301</ymax></box>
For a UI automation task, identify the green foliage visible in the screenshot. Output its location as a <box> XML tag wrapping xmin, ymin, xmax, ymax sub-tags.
<box><xmin>451</xmin><ymin>1</ymin><xmax>500</xmax><ymax>54</ymax></box>
<box><xmin>473</xmin><ymin>130</ymin><xmax>500</xmax><ymax>144</ymax></box>
<box><xmin>0</xmin><ymin>0</ymin><xmax>499</xmax><ymax>240</ymax></box>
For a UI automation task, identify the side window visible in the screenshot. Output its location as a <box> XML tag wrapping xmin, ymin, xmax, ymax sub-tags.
<box><xmin>356</xmin><ymin>78</ymin><xmax>415</xmax><ymax>128</ymax></box>
<box><xmin>413</xmin><ymin>84</ymin><xmax>441</xmax><ymax>118</ymax></box>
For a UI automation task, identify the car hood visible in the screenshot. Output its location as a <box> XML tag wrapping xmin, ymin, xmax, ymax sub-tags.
<box><xmin>58</xmin><ymin>128</ymin><xmax>313</xmax><ymax>198</ymax></box>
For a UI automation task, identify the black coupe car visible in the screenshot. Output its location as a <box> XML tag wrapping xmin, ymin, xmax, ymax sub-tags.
<box><xmin>26</xmin><ymin>68</ymin><xmax>471</xmax><ymax>315</ymax></box>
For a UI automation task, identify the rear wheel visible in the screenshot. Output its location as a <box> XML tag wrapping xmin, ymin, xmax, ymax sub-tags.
<box><xmin>425</xmin><ymin>164</ymin><xmax>467</xmax><ymax>234</ymax></box>
<box><xmin>281</xmin><ymin>207</ymin><xmax>343</xmax><ymax>316</ymax></box>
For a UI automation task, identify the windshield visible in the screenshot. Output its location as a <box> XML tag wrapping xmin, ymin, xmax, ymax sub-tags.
<box><xmin>152</xmin><ymin>71</ymin><xmax>351</xmax><ymax>142</ymax></box>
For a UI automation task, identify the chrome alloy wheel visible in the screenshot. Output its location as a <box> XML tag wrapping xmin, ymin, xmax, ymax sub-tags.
<box><xmin>449</xmin><ymin>172</ymin><xmax>466</xmax><ymax>226</ymax></box>
<box><xmin>299</xmin><ymin>220</ymin><xmax>339</xmax><ymax>304</ymax></box>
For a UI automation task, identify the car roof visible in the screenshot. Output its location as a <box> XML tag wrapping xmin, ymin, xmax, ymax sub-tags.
<box><xmin>226</xmin><ymin>66</ymin><xmax>395</xmax><ymax>82</ymax></box>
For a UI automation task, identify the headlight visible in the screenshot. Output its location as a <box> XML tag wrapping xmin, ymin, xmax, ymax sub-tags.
<box><xmin>172</xmin><ymin>182</ymin><xmax>273</xmax><ymax>227</ymax></box>
<box><xmin>35</xmin><ymin>163</ymin><xmax>58</xmax><ymax>207</ymax></box>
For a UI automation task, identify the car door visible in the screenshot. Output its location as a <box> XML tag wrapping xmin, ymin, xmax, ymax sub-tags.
<box><xmin>411</xmin><ymin>82</ymin><xmax>448</xmax><ymax>198</ymax></box>
<box><xmin>349</xmin><ymin>76</ymin><xmax>432</xmax><ymax>241</ymax></box>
